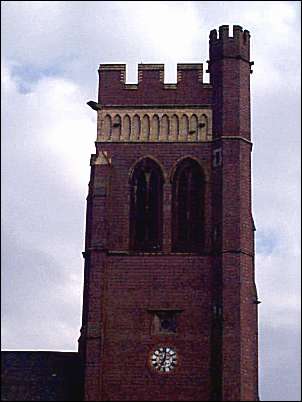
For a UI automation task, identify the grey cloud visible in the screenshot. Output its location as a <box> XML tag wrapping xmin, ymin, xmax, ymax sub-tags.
<box><xmin>2</xmin><ymin>230</ymin><xmax>82</xmax><ymax>351</ymax></box>
<box><xmin>259</xmin><ymin>324</ymin><xmax>301</xmax><ymax>401</ymax></box>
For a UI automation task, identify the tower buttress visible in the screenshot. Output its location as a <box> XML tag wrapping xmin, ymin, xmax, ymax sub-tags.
<box><xmin>209</xmin><ymin>25</ymin><xmax>259</xmax><ymax>401</ymax></box>
<box><xmin>79</xmin><ymin>151</ymin><xmax>111</xmax><ymax>400</ymax></box>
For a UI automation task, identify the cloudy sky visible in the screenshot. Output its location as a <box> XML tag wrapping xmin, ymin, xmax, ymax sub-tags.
<box><xmin>1</xmin><ymin>1</ymin><xmax>301</xmax><ymax>400</ymax></box>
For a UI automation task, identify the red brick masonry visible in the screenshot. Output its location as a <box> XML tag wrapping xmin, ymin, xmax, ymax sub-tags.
<box><xmin>80</xmin><ymin>25</ymin><xmax>258</xmax><ymax>402</ymax></box>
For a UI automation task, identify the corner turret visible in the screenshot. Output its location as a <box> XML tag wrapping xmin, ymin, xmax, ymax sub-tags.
<box><xmin>208</xmin><ymin>25</ymin><xmax>253</xmax><ymax>140</ymax></box>
<box><xmin>209</xmin><ymin>25</ymin><xmax>250</xmax><ymax>63</ymax></box>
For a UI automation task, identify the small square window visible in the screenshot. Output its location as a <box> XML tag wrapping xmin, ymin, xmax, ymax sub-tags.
<box><xmin>149</xmin><ymin>310</ymin><xmax>182</xmax><ymax>335</ymax></box>
<box><xmin>157</xmin><ymin>311</ymin><xmax>177</xmax><ymax>333</ymax></box>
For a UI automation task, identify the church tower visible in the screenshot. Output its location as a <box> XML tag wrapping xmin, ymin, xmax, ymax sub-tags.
<box><xmin>79</xmin><ymin>25</ymin><xmax>259</xmax><ymax>401</ymax></box>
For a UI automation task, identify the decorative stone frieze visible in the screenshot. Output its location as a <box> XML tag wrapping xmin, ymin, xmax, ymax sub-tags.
<box><xmin>97</xmin><ymin>108</ymin><xmax>212</xmax><ymax>142</ymax></box>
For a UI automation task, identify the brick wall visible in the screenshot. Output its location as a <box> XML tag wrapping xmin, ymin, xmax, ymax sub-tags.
<box><xmin>95</xmin><ymin>142</ymin><xmax>212</xmax><ymax>253</ymax></box>
<box><xmin>101</xmin><ymin>255</ymin><xmax>212</xmax><ymax>401</ymax></box>
<box><xmin>81</xmin><ymin>25</ymin><xmax>259</xmax><ymax>402</ymax></box>
<box><xmin>98</xmin><ymin>64</ymin><xmax>212</xmax><ymax>106</ymax></box>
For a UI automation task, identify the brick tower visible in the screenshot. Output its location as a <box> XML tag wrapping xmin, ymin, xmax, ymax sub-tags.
<box><xmin>79</xmin><ymin>25</ymin><xmax>259</xmax><ymax>401</ymax></box>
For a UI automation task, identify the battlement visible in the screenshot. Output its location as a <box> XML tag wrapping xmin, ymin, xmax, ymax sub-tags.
<box><xmin>98</xmin><ymin>63</ymin><xmax>211</xmax><ymax>106</ymax></box>
<box><xmin>209</xmin><ymin>25</ymin><xmax>250</xmax><ymax>43</ymax></box>
<box><xmin>209</xmin><ymin>25</ymin><xmax>250</xmax><ymax>62</ymax></box>
<box><xmin>98</xmin><ymin>63</ymin><xmax>204</xmax><ymax>85</ymax></box>
<box><xmin>96</xmin><ymin>26</ymin><xmax>251</xmax><ymax>108</ymax></box>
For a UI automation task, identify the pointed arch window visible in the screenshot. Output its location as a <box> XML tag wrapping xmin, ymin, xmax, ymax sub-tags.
<box><xmin>172</xmin><ymin>158</ymin><xmax>204</xmax><ymax>252</ymax></box>
<box><xmin>130</xmin><ymin>158</ymin><xmax>164</xmax><ymax>252</ymax></box>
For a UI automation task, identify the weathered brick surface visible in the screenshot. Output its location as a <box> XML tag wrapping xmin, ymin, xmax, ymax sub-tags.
<box><xmin>93</xmin><ymin>142</ymin><xmax>213</xmax><ymax>253</ymax></box>
<box><xmin>209</xmin><ymin>26</ymin><xmax>252</xmax><ymax>140</ymax></box>
<box><xmin>98</xmin><ymin>65</ymin><xmax>212</xmax><ymax>106</ymax></box>
<box><xmin>80</xmin><ymin>25</ymin><xmax>259</xmax><ymax>402</ymax></box>
<box><xmin>100</xmin><ymin>256</ymin><xmax>212</xmax><ymax>401</ymax></box>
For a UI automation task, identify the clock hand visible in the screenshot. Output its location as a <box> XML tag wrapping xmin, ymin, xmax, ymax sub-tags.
<box><xmin>160</xmin><ymin>349</ymin><xmax>167</xmax><ymax>367</ymax></box>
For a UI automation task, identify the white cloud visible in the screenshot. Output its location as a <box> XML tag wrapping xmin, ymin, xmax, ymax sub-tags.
<box><xmin>2</xmin><ymin>63</ymin><xmax>94</xmax><ymax>351</ymax></box>
<box><xmin>113</xmin><ymin>1</ymin><xmax>205</xmax><ymax>82</ymax></box>
<box><xmin>3</xmin><ymin>62</ymin><xmax>96</xmax><ymax>189</ymax></box>
<box><xmin>256</xmin><ymin>252</ymin><xmax>301</xmax><ymax>323</ymax></box>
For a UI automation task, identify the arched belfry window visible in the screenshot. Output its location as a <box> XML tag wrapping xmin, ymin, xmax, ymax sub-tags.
<box><xmin>130</xmin><ymin>158</ymin><xmax>164</xmax><ymax>251</ymax></box>
<box><xmin>172</xmin><ymin>158</ymin><xmax>204</xmax><ymax>252</ymax></box>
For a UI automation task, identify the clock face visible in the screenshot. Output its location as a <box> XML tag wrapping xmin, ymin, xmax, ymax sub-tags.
<box><xmin>150</xmin><ymin>346</ymin><xmax>177</xmax><ymax>373</ymax></box>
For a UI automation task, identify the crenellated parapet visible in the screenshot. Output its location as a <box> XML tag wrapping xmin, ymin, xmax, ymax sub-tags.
<box><xmin>91</xmin><ymin>25</ymin><xmax>253</xmax><ymax>141</ymax></box>
<box><xmin>98</xmin><ymin>63</ymin><xmax>212</xmax><ymax>106</ymax></box>
<box><xmin>99</xmin><ymin>63</ymin><xmax>204</xmax><ymax>86</ymax></box>
<box><xmin>208</xmin><ymin>25</ymin><xmax>250</xmax><ymax>64</ymax></box>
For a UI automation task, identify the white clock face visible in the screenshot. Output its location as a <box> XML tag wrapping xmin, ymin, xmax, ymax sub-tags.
<box><xmin>150</xmin><ymin>347</ymin><xmax>177</xmax><ymax>373</ymax></box>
